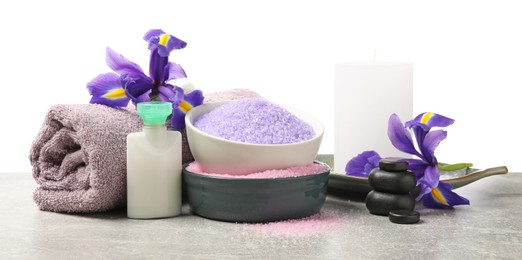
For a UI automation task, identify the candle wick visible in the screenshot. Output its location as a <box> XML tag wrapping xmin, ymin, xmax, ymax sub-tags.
<box><xmin>373</xmin><ymin>49</ymin><xmax>377</xmax><ymax>62</ymax></box>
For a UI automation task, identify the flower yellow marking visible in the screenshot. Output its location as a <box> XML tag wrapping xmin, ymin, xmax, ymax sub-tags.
<box><xmin>420</xmin><ymin>112</ymin><xmax>433</xmax><ymax>124</ymax></box>
<box><xmin>179</xmin><ymin>101</ymin><xmax>192</xmax><ymax>113</ymax></box>
<box><xmin>159</xmin><ymin>34</ymin><xmax>170</xmax><ymax>46</ymax></box>
<box><xmin>103</xmin><ymin>88</ymin><xmax>126</xmax><ymax>99</ymax></box>
<box><xmin>432</xmin><ymin>188</ymin><xmax>449</xmax><ymax>206</ymax></box>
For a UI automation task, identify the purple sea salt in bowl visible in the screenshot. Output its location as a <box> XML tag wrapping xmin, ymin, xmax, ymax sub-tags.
<box><xmin>185</xmin><ymin>100</ymin><xmax>324</xmax><ymax>175</ymax></box>
<box><xmin>194</xmin><ymin>98</ymin><xmax>315</xmax><ymax>144</ymax></box>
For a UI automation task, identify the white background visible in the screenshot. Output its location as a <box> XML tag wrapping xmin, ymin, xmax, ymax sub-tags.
<box><xmin>1</xmin><ymin>0</ymin><xmax>520</xmax><ymax>173</ymax></box>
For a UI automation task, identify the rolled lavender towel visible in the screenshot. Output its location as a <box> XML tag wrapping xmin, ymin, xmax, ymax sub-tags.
<box><xmin>30</xmin><ymin>104</ymin><xmax>142</xmax><ymax>213</ymax></box>
<box><xmin>30</xmin><ymin>88</ymin><xmax>261</xmax><ymax>213</ymax></box>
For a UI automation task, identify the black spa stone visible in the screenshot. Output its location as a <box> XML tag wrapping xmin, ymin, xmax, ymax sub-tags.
<box><xmin>365</xmin><ymin>191</ymin><xmax>415</xmax><ymax>216</ymax></box>
<box><xmin>389</xmin><ymin>210</ymin><xmax>420</xmax><ymax>224</ymax></box>
<box><xmin>379</xmin><ymin>159</ymin><xmax>408</xmax><ymax>172</ymax></box>
<box><xmin>368</xmin><ymin>168</ymin><xmax>416</xmax><ymax>193</ymax></box>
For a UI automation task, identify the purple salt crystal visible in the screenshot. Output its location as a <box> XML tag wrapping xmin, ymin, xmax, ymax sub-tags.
<box><xmin>194</xmin><ymin>98</ymin><xmax>315</xmax><ymax>144</ymax></box>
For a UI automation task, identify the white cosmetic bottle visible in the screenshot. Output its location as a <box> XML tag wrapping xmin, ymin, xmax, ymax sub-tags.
<box><xmin>127</xmin><ymin>102</ymin><xmax>182</xmax><ymax>219</ymax></box>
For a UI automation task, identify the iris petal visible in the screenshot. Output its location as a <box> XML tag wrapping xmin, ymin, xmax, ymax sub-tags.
<box><xmin>87</xmin><ymin>73</ymin><xmax>120</xmax><ymax>97</ymax></box>
<box><xmin>184</xmin><ymin>90</ymin><xmax>204</xmax><ymax>107</ymax></box>
<box><xmin>169</xmin><ymin>88</ymin><xmax>203</xmax><ymax>130</ymax></box>
<box><xmin>345</xmin><ymin>150</ymin><xmax>382</xmax><ymax>177</ymax></box>
<box><xmin>179</xmin><ymin>101</ymin><xmax>193</xmax><ymax>113</ymax></box>
<box><xmin>167</xmin><ymin>85</ymin><xmax>185</xmax><ymax>105</ymax></box>
<box><xmin>423</xmin><ymin>182</ymin><xmax>470</xmax><ymax>208</ymax></box>
<box><xmin>122</xmin><ymin>75</ymin><xmax>154</xmax><ymax>102</ymax></box>
<box><xmin>399</xmin><ymin>158</ymin><xmax>428</xmax><ymax>180</ymax></box>
<box><xmin>103</xmin><ymin>88</ymin><xmax>126</xmax><ymax>99</ymax></box>
<box><xmin>143</xmin><ymin>29</ymin><xmax>165</xmax><ymax>42</ymax></box>
<box><xmin>421</xmin><ymin>130</ymin><xmax>447</xmax><ymax>164</ymax></box>
<box><xmin>387</xmin><ymin>114</ymin><xmax>423</xmax><ymax>158</ymax></box>
<box><xmin>412</xmin><ymin>127</ymin><xmax>426</xmax><ymax>156</ymax></box>
<box><xmin>171</xmin><ymin>108</ymin><xmax>186</xmax><ymax>130</ymax></box>
<box><xmin>157</xmin><ymin>93</ymin><xmax>171</xmax><ymax>102</ymax></box>
<box><xmin>143</xmin><ymin>29</ymin><xmax>187</xmax><ymax>57</ymax></box>
<box><xmin>168</xmin><ymin>85</ymin><xmax>186</xmax><ymax>129</ymax></box>
<box><xmin>423</xmin><ymin>164</ymin><xmax>440</xmax><ymax>189</ymax></box>
<box><xmin>149</xmin><ymin>49</ymin><xmax>168</xmax><ymax>84</ymax></box>
<box><xmin>163</xmin><ymin>34</ymin><xmax>187</xmax><ymax>53</ymax></box>
<box><xmin>135</xmin><ymin>90</ymin><xmax>152</xmax><ymax>103</ymax></box>
<box><xmin>87</xmin><ymin>73</ymin><xmax>130</xmax><ymax>107</ymax></box>
<box><xmin>106</xmin><ymin>47</ymin><xmax>148</xmax><ymax>79</ymax></box>
<box><xmin>158</xmin><ymin>85</ymin><xmax>176</xmax><ymax>98</ymax></box>
<box><xmin>406</xmin><ymin>112</ymin><xmax>455</xmax><ymax>131</ymax></box>
<box><xmin>167</xmin><ymin>62</ymin><xmax>187</xmax><ymax>81</ymax></box>
<box><xmin>416</xmin><ymin>164</ymin><xmax>440</xmax><ymax>200</ymax></box>
<box><xmin>416</xmin><ymin>183</ymin><xmax>432</xmax><ymax>201</ymax></box>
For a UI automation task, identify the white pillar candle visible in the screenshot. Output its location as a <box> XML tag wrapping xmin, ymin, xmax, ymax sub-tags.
<box><xmin>334</xmin><ymin>62</ymin><xmax>413</xmax><ymax>174</ymax></box>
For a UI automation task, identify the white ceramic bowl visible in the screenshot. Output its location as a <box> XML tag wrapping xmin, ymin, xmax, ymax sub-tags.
<box><xmin>185</xmin><ymin>101</ymin><xmax>324</xmax><ymax>175</ymax></box>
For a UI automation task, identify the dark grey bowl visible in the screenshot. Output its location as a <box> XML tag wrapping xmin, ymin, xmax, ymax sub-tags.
<box><xmin>183</xmin><ymin>161</ymin><xmax>330</xmax><ymax>223</ymax></box>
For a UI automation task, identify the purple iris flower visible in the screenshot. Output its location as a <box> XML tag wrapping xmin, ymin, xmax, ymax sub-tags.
<box><xmin>345</xmin><ymin>151</ymin><xmax>382</xmax><ymax>177</ymax></box>
<box><xmin>86</xmin><ymin>29</ymin><xmax>204</xmax><ymax>130</ymax></box>
<box><xmin>388</xmin><ymin>112</ymin><xmax>469</xmax><ymax>208</ymax></box>
<box><xmin>388</xmin><ymin>113</ymin><xmax>446</xmax><ymax>198</ymax></box>
<box><xmin>345</xmin><ymin>112</ymin><xmax>470</xmax><ymax>208</ymax></box>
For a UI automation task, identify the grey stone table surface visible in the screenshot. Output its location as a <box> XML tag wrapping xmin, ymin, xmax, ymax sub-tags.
<box><xmin>1</xmin><ymin>172</ymin><xmax>521</xmax><ymax>260</ymax></box>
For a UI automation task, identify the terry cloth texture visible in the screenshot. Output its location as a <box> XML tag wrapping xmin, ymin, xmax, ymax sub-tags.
<box><xmin>29</xmin><ymin>89</ymin><xmax>262</xmax><ymax>213</ymax></box>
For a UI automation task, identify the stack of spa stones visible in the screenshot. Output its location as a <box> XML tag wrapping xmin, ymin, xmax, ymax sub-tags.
<box><xmin>365</xmin><ymin>159</ymin><xmax>420</xmax><ymax>224</ymax></box>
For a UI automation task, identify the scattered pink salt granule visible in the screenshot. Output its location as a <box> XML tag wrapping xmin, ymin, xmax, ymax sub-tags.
<box><xmin>243</xmin><ymin>210</ymin><xmax>345</xmax><ymax>238</ymax></box>
<box><xmin>186</xmin><ymin>162</ymin><xmax>328</xmax><ymax>178</ymax></box>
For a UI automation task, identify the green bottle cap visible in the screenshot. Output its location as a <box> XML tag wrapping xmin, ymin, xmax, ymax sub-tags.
<box><xmin>137</xmin><ymin>102</ymin><xmax>172</xmax><ymax>125</ymax></box>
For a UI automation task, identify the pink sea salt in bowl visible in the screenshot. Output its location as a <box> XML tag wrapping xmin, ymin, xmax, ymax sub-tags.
<box><xmin>185</xmin><ymin>100</ymin><xmax>324</xmax><ymax>175</ymax></box>
<box><xmin>182</xmin><ymin>161</ymin><xmax>330</xmax><ymax>222</ymax></box>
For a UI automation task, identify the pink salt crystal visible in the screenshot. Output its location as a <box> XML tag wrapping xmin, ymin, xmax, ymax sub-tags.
<box><xmin>186</xmin><ymin>162</ymin><xmax>328</xmax><ymax>178</ymax></box>
<box><xmin>244</xmin><ymin>210</ymin><xmax>345</xmax><ymax>238</ymax></box>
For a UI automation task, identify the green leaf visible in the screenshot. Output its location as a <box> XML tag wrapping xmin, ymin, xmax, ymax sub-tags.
<box><xmin>438</xmin><ymin>163</ymin><xmax>473</xmax><ymax>171</ymax></box>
